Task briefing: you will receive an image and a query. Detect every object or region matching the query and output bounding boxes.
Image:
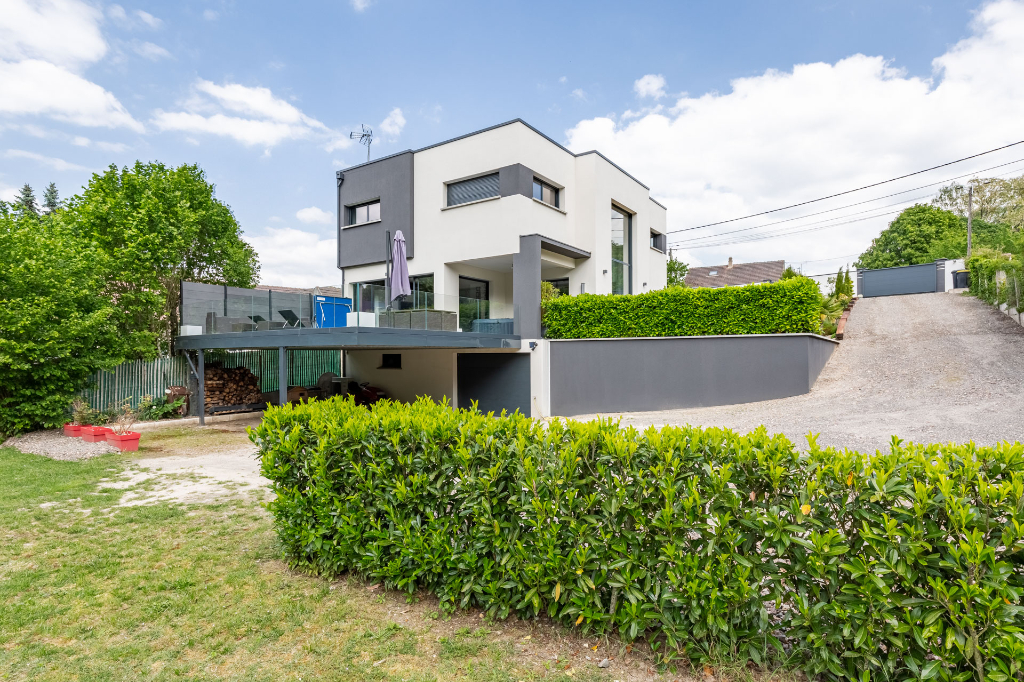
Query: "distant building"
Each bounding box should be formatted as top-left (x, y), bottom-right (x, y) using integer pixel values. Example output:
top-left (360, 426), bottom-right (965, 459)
top-left (684, 257), bottom-right (785, 288)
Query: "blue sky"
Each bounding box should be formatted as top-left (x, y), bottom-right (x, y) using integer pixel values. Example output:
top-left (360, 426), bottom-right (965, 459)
top-left (3, 0), bottom-right (1024, 285)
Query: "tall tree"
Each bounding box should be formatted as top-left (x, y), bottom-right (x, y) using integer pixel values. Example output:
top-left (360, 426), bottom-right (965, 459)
top-left (0, 204), bottom-right (122, 435)
top-left (856, 205), bottom-right (964, 269)
top-left (65, 162), bottom-right (260, 357)
top-left (42, 182), bottom-right (60, 213)
top-left (15, 184), bottom-right (38, 215)
top-left (666, 250), bottom-right (689, 287)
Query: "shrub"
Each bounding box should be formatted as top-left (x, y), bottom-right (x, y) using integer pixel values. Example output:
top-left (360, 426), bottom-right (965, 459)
top-left (968, 252), bottom-right (1023, 311)
top-left (541, 277), bottom-right (821, 339)
top-left (254, 397), bottom-right (1024, 681)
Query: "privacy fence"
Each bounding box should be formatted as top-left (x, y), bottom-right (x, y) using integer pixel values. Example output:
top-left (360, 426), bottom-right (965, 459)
top-left (79, 350), bottom-right (342, 410)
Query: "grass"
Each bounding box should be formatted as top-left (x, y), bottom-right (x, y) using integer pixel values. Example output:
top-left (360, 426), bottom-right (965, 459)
top-left (0, 446), bottom-right (615, 682)
top-left (134, 425), bottom-right (251, 456)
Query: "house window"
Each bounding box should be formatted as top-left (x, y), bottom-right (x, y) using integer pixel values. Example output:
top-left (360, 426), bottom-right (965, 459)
top-left (611, 206), bottom-right (632, 295)
top-left (545, 278), bottom-right (569, 296)
top-left (354, 279), bottom-right (386, 312)
top-left (532, 178), bottom-right (559, 208)
top-left (379, 353), bottom-right (402, 369)
top-left (447, 173), bottom-right (499, 207)
top-left (346, 200), bottom-right (380, 226)
top-left (650, 230), bottom-right (666, 252)
top-left (458, 276), bottom-right (489, 332)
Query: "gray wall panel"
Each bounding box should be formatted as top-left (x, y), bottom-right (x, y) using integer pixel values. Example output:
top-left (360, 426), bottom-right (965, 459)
top-left (549, 335), bottom-right (837, 416)
top-left (458, 353), bottom-right (531, 415)
top-left (337, 151), bottom-right (414, 268)
top-left (860, 262), bottom-right (938, 298)
top-left (499, 163), bottom-right (535, 199)
top-left (513, 235), bottom-right (543, 337)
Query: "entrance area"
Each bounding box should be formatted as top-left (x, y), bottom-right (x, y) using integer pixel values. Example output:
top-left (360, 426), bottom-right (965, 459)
top-left (457, 353), bottom-right (531, 415)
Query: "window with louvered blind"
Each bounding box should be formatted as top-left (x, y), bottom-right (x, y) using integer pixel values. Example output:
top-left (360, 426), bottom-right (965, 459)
top-left (446, 173), bottom-right (500, 207)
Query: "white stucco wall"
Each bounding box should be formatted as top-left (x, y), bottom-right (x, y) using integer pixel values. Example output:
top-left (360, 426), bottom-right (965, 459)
top-left (341, 120), bottom-right (669, 304)
top-left (344, 348), bottom-right (456, 404)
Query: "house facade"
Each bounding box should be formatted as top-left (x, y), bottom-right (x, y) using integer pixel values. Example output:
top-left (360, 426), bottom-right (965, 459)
top-left (335, 119), bottom-right (668, 337)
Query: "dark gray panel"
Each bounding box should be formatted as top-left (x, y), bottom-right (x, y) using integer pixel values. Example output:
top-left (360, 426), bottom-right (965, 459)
top-left (549, 335), bottom-right (837, 416)
top-left (860, 263), bottom-right (938, 298)
top-left (447, 173), bottom-right (499, 206)
top-left (337, 151), bottom-right (414, 268)
top-left (499, 164), bottom-right (535, 199)
top-left (935, 260), bottom-right (945, 292)
top-left (513, 235), bottom-right (542, 338)
top-left (457, 353), bottom-right (531, 415)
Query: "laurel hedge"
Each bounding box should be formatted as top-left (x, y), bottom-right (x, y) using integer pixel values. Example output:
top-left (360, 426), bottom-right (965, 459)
top-left (541, 276), bottom-right (821, 339)
top-left (254, 397), bottom-right (1024, 681)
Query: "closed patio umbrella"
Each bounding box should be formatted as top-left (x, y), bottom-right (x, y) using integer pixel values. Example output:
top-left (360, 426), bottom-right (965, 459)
top-left (390, 230), bottom-right (411, 301)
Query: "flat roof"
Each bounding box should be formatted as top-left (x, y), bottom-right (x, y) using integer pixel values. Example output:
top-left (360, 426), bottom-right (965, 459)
top-left (338, 119), bottom-right (659, 194)
top-left (174, 326), bottom-right (521, 351)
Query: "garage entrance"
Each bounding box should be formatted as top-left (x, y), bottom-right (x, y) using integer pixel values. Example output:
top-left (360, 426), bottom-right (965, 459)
top-left (858, 260), bottom-right (944, 298)
top-left (457, 353), bottom-right (531, 415)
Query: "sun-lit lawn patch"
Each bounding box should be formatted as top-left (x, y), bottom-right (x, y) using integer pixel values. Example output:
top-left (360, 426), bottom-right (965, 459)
top-left (0, 447), bottom-right (590, 681)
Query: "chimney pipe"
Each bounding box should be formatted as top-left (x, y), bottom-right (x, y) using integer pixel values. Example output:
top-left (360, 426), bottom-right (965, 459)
top-left (727, 257), bottom-right (733, 268)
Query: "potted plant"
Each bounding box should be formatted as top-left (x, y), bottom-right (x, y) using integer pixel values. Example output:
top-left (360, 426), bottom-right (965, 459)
top-left (64, 398), bottom-right (89, 437)
top-left (106, 402), bottom-right (141, 452)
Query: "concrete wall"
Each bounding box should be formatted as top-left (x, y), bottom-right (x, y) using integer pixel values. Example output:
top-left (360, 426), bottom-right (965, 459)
top-left (337, 151), bottom-right (414, 268)
top-left (547, 334), bottom-right (838, 416)
top-left (344, 348), bottom-right (455, 404)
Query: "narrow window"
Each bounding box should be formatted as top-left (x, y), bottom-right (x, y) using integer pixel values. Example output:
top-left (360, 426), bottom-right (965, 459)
top-left (447, 173), bottom-right (499, 206)
top-left (611, 206), bottom-right (632, 295)
top-left (347, 200), bottom-right (380, 226)
top-left (458, 276), bottom-right (490, 332)
top-left (650, 230), bottom-right (666, 252)
top-left (532, 178), bottom-right (559, 207)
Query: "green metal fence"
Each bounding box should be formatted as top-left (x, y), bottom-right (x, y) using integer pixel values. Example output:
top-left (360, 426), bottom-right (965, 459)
top-left (80, 350), bottom-right (343, 410)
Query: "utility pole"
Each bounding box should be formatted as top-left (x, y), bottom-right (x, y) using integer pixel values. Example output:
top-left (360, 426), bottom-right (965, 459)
top-left (966, 185), bottom-right (973, 259)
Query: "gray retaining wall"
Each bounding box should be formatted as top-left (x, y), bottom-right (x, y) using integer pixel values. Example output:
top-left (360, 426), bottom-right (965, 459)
top-left (548, 334), bottom-right (838, 416)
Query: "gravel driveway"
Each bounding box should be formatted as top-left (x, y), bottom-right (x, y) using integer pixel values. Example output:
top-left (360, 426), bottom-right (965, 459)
top-left (574, 292), bottom-right (1024, 452)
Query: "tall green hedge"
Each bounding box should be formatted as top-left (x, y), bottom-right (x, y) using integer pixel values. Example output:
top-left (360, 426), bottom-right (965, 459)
top-left (254, 397), bottom-right (1024, 681)
top-left (967, 253), bottom-right (1023, 311)
top-left (542, 277), bottom-right (821, 339)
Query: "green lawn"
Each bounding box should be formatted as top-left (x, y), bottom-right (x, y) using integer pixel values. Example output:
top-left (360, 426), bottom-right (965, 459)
top-left (0, 446), bottom-right (616, 682)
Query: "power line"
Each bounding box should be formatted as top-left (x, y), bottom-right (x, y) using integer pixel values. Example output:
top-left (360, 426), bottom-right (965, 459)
top-left (673, 139), bottom-right (1024, 234)
top-left (664, 156), bottom-right (1024, 237)
top-left (670, 162), bottom-right (1024, 250)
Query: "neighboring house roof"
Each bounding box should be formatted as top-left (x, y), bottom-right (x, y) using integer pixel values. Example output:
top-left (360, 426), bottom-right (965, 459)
top-left (684, 259), bottom-right (785, 288)
top-left (254, 284), bottom-right (346, 297)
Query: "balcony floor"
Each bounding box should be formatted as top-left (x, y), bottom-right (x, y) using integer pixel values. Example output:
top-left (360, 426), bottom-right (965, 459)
top-left (173, 325), bottom-right (520, 351)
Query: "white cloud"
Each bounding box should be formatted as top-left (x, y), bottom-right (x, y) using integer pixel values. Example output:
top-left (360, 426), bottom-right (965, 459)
top-left (1, 0), bottom-right (107, 68)
top-left (132, 41), bottom-right (171, 60)
top-left (152, 79), bottom-right (340, 148)
top-left (296, 206), bottom-right (333, 224)
top-left (559, 76), bottom-right (567, 84)
top-left (0, 0), bottom-right (141, 131)
top-left (0, 183), bottom-right (18, 202)
top-left (203, 9), bottom-right (219, 20)
top-left (565, 0), bottom-right (1024, 267)
top-left (634, 74), bottom-right (667, 99)
top-left (247, 227), bottom-right (339, 287)
top-left (70, 136), bottom-right (129, 153)
top-left (379, 107), bottom-right (406, 139)
top-left (135, 10), bottom-right (162, 28)
top-left (350, 0), bottom-right (372, 11)
top-left (570, 88), bottom-right (588, 101)
top-left (0, 59), bottom-right (143, 130)
top-left (5, 148), bottom-right (91, 171)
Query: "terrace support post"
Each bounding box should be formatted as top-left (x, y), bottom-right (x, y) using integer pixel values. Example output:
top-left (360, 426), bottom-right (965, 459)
top-left (513, 235), bottom-right (543, 338)
top-left (279, 346), bottom-right (288, 407)
top-left (197, 349), bottom-right (205, 426)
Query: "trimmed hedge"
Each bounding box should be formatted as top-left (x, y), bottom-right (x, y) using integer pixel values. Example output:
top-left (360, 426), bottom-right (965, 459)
top-left (542, 277), bottom-right (821, 339)
top-left (254, 397), bottom-right (1024, 680)
top-left (968, 254), bottom-right (1023, 311)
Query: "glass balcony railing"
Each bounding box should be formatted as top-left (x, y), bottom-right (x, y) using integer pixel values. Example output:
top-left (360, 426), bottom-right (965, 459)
top-left (179, 282), bottom-right (517, 336)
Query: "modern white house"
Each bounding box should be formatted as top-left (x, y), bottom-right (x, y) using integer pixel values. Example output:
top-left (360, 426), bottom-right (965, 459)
top-left (335, 119), bottom-right (668, 337)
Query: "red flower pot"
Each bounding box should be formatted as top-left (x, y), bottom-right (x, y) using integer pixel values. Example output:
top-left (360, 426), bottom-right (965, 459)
top-left (81, 426), bottom-right (113, 442)
top-left (106, 432), bottom-right (141, 452)
top-left (63, 423), bottom-right (83, 437)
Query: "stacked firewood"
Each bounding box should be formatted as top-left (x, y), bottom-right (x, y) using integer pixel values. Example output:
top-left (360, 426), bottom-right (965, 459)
top-left (203, 365), bottom-right (264, 409)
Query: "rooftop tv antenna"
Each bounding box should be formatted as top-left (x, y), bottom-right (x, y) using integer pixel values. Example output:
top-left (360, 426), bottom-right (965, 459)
top-left (350, 124), bottom-right (373, 162)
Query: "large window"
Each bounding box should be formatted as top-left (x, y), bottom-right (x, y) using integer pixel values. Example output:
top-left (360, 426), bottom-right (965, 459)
top-left (532, 178), bottom-right (559, 208)
top-left (458, 276), bottom-right (490, 332)
top-left (447, 173), bottom-right (499, 207)
top-left (346, 200), bottom-right (380, 226)
top-left (611, 206), bottom-right (632, 295)
top-left (650, 230), bottom-right (666, 252)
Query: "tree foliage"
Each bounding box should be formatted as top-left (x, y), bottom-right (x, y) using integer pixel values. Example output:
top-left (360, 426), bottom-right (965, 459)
top-left (0, 205), bottom-right (122, 436)
top-left (42, 182), bottom-right (60, 213)
top-left (666, 250), bottom-right (689, 287)
top-left (933, 175), bottom-right (1024, 230)
top-left (856, 205), bottom-right (965, 269)
top-left (65, 162), bottom-right (260, 357)
top-left (15, 183), bottom-right (38, 215)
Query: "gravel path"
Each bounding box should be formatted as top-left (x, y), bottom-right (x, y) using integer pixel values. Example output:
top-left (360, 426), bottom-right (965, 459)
top-left (574, 293), bottom-right (1024, 452)
top-left (2, 429), bottom-right (117, 460)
